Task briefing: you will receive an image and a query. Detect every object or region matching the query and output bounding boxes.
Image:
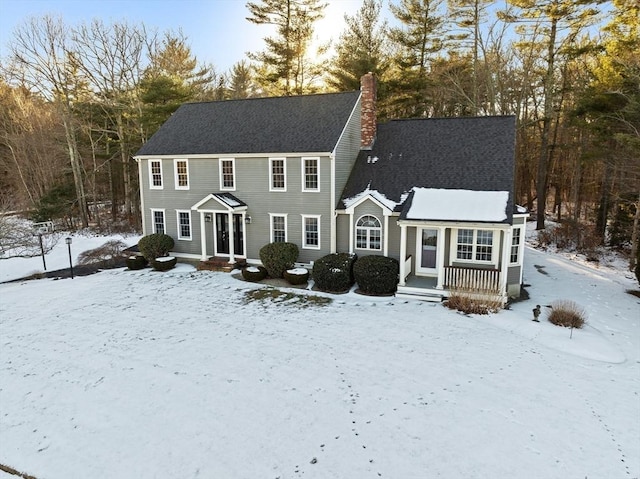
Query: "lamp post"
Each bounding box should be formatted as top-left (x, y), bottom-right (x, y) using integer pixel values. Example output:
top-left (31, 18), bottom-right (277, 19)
top-left (65, 237), bottom-right (74, 279)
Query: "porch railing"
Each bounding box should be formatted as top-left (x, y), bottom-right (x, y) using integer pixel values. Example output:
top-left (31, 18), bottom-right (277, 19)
top-left (403, 255), bottom-right (412, 281)
top-left (444, 266), bottom-right (500, 293)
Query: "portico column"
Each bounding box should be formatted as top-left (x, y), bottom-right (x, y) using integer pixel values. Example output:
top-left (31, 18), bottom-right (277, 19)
top-left (199, 211), bottom-right (207, 261)
top-left (436, 227), bottom-right (445, 289)
top-left (500, 228), bottom-right (511, 296)
top-left (399, 223), bottom-right (407, 286)
top-left (383, 215), bottom-right (389, 257)
top-left (227, 211), bottom-right (235, 264)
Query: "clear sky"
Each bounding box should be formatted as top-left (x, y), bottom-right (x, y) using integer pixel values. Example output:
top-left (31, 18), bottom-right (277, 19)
top-left (0, 0), bottom-right (364, 72)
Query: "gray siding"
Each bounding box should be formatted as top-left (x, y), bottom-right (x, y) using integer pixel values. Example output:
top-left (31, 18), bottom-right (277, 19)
top-left (513, 216), bottom-right (526, 225)
top-left (336, 214), bottom-right (350, 253)
top-left (507, 265), bottom-right (521, 285)
top-left (140, 155), bottom-right (336, 263)
top-left (386, 216), bottom-right (402, 260)
top-left (334, 96), bottom-right (362, 207)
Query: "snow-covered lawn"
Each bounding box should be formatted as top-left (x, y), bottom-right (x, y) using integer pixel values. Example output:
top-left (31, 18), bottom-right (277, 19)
top-left (0, 242), bottom-right (639, 478)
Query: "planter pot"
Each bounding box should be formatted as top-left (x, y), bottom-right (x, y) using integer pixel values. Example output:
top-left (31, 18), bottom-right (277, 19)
top-left (284, 267), bottom-right (309, 285)
top-left (242, 266), bottom-right (268, 282)
top-left (126, 255), bottom-right (148, 270)
top-left (152, 256), bottom-right (177, 271)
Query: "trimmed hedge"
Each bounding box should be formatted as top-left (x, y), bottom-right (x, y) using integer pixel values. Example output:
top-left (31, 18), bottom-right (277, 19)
top-left (284, 268), bottom-right (309, 285)
top-left (242, 266), bottom-right (268, 282)
top-left (151, 256), bottom-right (177, 271)
top-left (126, 255), bottom-right (148, 270)
top-left (138, 233), bottom-right (174, 261)
top-left (312, 253), bottom-right (357, 293)
top-left (259, 242), bottom-right (299, 278)
top-left (354, 255), bottom-right (399, 295)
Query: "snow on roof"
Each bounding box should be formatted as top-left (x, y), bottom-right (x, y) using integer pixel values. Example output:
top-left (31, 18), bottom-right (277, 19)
top-left (405, 188), bottom-right (509, 222)
top-left (342, 185), bottom-right (401, 211)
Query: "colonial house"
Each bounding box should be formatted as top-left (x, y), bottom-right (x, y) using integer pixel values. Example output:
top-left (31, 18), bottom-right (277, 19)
top-left (134, 74), bottom-right (527, 302)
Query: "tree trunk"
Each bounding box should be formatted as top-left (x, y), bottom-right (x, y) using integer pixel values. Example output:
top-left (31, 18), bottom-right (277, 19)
top-left (62, 116), bottom-right (89, 228)
top-left (630, 193), bottom-right (639, 272)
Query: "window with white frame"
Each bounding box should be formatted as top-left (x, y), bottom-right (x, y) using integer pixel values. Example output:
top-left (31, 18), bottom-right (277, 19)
top-left (302, 215), bottom-right (320, 249)
top-left (355, 215), bottom-right (381, 250)
top-left (177, 210), bottom-right (192, 240)
top-left (270, 214), bottom-right (287, 243)
top-left (270, 158), bottom-right (286, 191)
top-left (302, 157), bottom-right (319, 191)
top-left (149, 160), bottom-right (163, 189)
top-left (456, 228), bottom-right (494, 262)
top-left (151, 209), bottom-right (165, 234)
top-left (174, 159), bottom-right (189, 189)
top-left (510, 227), bottom-right (522, 264)
top-left (220, 158), bottom-right (235, 190)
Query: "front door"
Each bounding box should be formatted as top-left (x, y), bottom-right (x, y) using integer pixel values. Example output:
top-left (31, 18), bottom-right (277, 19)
top-left (416, 228), bottom-right (438, 275)
top-left (215, 213), bottom-right (245, 256)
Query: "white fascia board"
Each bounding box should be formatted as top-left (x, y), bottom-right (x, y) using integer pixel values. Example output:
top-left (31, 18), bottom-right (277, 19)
top-left (397, 219), bottom-right (512, 230)
top-left (344, 193), bottom-right (394, 215)
top-left (135, 152), bottom-right (333, 161)
top-left (191, 194), bottom-right (247, 211)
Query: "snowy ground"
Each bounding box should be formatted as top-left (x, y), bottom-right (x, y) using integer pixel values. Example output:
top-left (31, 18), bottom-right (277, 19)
top-left (0, 235), bottom-right (639, 478)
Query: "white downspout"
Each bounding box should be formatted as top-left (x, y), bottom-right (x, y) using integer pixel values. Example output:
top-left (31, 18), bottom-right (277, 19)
top-left (500, 228), bottom-right (511, 298)
top-left (199, 211), bottom-right (207, 261)
top-left (349, 212), bottom-right (354, 254)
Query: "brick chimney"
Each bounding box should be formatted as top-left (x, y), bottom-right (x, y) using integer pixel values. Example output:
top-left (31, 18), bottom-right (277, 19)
top-left (360, 72), bottom-right (377, 149)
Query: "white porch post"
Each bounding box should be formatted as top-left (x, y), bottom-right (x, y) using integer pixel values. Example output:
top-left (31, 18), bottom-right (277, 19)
top-left (227, 211), bottom-right (235, 264)
top-left (399, 223), bottom-right (407, 286)
top-left (242, 213), bottom-right (247, 258)
top-left (500, 228), bottom-right (511, 295)
top-left (436, 227), bottom-right (446, 289)
top-left (199, 211), bottom-right (207, 261)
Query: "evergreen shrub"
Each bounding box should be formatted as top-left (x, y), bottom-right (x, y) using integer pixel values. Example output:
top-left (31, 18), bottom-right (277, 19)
top-left (312, 253), bottom-right (357, 293)
top-left (284, 268), bottom-right (309, 285)
top-left (138, 233), bottom-right (174, 261)
top-left (353, 255), bottom-right (399, 295)
top-left (259, 242), bottom-right (299, 278)
top-left (126, 255), bottom-right (148, 270)
top-left (242, 266), bottom-right (268, 282)
top-left (151, 256), bottom-right (177, 271)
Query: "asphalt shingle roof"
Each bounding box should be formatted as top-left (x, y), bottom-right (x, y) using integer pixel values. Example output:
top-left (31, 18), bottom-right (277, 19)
top-left (135, 91), bottom-right (361, 156)
top-left (339, 116), bottom-right (517, 223)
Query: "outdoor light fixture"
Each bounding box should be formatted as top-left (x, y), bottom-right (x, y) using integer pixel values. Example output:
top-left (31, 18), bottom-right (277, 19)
top-left (245, 216), bottom-right (252, 224)
top-left (65, 237), bottom-right (74, 279)
top-left (204, 213), bottom-right (213, 223)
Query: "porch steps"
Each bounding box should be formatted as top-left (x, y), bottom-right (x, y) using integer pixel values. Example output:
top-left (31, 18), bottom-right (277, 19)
top-left (395, 291), bottom-right (445, 303)
top-left (197, 257), bottom-right (245, 273)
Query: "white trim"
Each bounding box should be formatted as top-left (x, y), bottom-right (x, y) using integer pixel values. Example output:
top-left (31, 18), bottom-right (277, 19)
top-left (399, 224), bottom-right (407, 286)
top-left (509, 225), bottom-right (524, 265)
top-left (451, 227), bottom-right (499, 267)
top-left (269, 157), bottom-right (287, 192)
top-left (344, 193), bottom-right (394, 215)
top-left (135, 151), bottom-right (332, 160)
top-left (199, 211), bottom-right (207, 260)
top-left (269, 213), bottom-right (288, 243)
top-left (330, 153), bottom-right (336, 254)
top-left (138, 160), bottom-right (147, 235)
top-left (354, 214), bottom-right (382, 251)
top-left (301, 156), bottom-right (320, 192)
top-left (191, 194), bottom-right (247, 212)
top-left (150, 208), bottom-right (166, 234)
top-left (415, 227), bottom-right (441, 276)
top-left (301, 214), bottom-right (321, 250)
top-left (219, 158), bottom-right (236, 191)
top-left (176, 209), bottom-right (192, 241)
top-left (173, 159), bottom-right (189, 190)
top-left (148, 159), bottom-right (163, 190)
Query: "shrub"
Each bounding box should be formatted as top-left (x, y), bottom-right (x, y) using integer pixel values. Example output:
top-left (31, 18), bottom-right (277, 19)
top-left (259, 242), bottom-right (299, 278)
top-left (138, 233), bottom-right (174, 261)
top-left (548, 300), bottom-right (586, 329)
top-left (353, 255), bottom-right (399, 295)
top-left (242, 265), bottom-right (268, 282)
top-left (126, 255), bottom-right (148, 270)
top-left (77, 240), bottom-right (128, 268)
top-left (312, 253), bottom-right (357, 293)
top-left (151, 256), bottom-right (177, 271)
top-left (284, 267), bottom-right (309, 285)
top-left (444, 289), bottom-right (503, 315)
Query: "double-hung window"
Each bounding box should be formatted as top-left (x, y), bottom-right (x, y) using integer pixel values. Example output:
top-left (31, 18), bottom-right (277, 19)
top-left (270, 158), bottom-right (286, 191)
top-left (270, 214), bottom-right (287, 243)
top-left (302, 157), bottom-right (319, 192)
top-left (151, 209), bottom-right (166, 234)
top-left (177, 210), bottom-right (192, 240)
top-left (302, 215), bottom-right (320, 249)
top-left (220, 158), bottom-right (235, 190)
top-left (149, 160), bottom-right (163, 189)
top-left (355, 215), bottom-right (381, 250)
top-left (456, 229), bottom-right (494, 262)
top-left (174, 159), bottom-right (189, 190)
top-left (510, 227), bottom-right (522, 264)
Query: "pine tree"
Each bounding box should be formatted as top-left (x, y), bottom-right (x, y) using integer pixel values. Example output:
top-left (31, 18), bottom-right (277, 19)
top-left (246, 0), bottom-right (326, 95)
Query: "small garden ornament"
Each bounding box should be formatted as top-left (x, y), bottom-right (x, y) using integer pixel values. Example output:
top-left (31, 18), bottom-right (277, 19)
top-left (532, 305), bottom-right (541, 322)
